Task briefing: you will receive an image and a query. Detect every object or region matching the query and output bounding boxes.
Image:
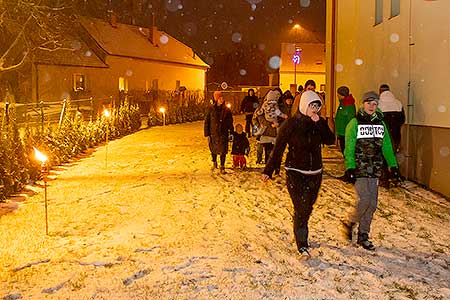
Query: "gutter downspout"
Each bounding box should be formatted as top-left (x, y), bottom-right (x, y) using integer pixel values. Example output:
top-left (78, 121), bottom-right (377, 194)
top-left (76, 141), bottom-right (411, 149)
top-left (406, 0), bottom-right (415, 180)
top-left (329, 0), bottom-right (337, 132)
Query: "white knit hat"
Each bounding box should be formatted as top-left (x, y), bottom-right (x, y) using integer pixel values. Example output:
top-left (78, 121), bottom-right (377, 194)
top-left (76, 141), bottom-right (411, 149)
top-left (299, 90), bottom-right (322, 115)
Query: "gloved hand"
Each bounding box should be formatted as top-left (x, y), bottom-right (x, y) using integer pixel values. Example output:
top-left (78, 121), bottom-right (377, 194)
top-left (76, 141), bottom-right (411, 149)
top-left (244, 147), bottom-right (250, 156)
top-left (345, 169), bottom-right (356, 184)
top-left (390, 167), bottom-right (402, 182)
top-left (228, 134), bottom-right (233, 142)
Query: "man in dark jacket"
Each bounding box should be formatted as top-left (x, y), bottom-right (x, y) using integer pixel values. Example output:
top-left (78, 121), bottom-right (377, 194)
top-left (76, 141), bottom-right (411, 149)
top-left (240, 89), bottom-right (259, 137)
top-left (204, 91), bottom-right (234, 174)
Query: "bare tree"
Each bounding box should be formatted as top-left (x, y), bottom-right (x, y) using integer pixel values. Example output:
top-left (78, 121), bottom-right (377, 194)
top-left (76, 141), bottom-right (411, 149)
top-left (0, 0), bottom-right (73, 73)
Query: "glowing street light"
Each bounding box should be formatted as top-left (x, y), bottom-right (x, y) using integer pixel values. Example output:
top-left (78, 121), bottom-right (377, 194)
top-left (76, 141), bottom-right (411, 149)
top-left (159, 107), bottom-right (166, 126)
top-left (226, 103), bottom-right (231, 109)
top-left (33, 147), bottom-right (49, 235)
top-left (103, 109), bottom-right (111, 168)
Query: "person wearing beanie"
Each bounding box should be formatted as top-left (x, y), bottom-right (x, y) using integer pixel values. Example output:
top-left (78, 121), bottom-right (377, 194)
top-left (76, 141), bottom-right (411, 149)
top-left (334, 86), bottom-right (356, 157)
top-left (204, 91), bottom-right (234, 174)
top-left (342, 91), bottom-right (400, 251)
top-left (262, 90), bottom-right (335, 257)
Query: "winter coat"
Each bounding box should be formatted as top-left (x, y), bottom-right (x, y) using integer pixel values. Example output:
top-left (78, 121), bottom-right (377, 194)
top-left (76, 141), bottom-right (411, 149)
top-left (240, 91), bottom-right (259, 114)
top-left (378, 91), bottom-right (405, 149)
top-left (263, 112), bottom-right (335, 177)
top-left (334, 94), bottom-right (356, 137)
top-left (204, 103), bottom-right (234, 155)
top-left (231, 132), bottom-right (250, 155)
top-left (344, 109), bottom-right (398, 178)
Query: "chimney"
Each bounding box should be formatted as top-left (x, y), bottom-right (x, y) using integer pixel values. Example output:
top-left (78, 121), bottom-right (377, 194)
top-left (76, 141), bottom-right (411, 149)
top-left (148, 14), bottom-right (158, 45)
top-left (110, 13), bottom-right (118, 28)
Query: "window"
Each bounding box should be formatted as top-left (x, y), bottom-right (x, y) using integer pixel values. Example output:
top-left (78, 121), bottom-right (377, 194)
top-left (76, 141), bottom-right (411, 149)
top-left (73, 74), bottom-right (86, 91)
top-left (375, 0), bottom-right (383, 25)
top-left (119, 77), bottom-right (128, 92)
top-left (391, 0), bottom-right (400, 18)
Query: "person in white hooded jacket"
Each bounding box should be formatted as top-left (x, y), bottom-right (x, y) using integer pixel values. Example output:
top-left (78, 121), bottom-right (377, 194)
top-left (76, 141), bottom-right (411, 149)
top-left (262, 90), bottom-right (335, 257)
top-left (378, 84), bottom-right (405, 152)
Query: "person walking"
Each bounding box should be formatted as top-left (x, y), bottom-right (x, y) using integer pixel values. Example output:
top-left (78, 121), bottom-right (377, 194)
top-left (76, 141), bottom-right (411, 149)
top-left (378, 84), bottom-right (405, 153)
top-left (262, 90), bottom-right (335, 257)
top-left (240, 89), bottom-right (259, 138)
top-left (342, 91), bottom-right (401, 250)
top-left (204, 91), bottom-right (234, 174)
top-left (334, 86), bottom-right (356, 155)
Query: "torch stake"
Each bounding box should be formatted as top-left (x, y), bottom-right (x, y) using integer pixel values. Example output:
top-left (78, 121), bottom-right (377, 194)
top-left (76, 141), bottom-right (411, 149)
top-left (43, 164), bottom-right (48, 235)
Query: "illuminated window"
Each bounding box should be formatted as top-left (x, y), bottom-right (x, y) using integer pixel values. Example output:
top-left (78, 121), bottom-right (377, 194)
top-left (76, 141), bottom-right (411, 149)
top-left (375, 0), bottom-right (383, 25)
top-left (391, 0), bottom-right (400, 17)
top-left (119, 77), bottom-right (128, 92)
top-left (73, 74), bottom-right (86, 91)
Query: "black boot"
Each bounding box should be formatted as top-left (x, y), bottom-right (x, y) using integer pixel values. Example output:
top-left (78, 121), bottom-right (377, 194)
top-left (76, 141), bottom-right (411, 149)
top-left (357, 232), bottom-right (375, 251)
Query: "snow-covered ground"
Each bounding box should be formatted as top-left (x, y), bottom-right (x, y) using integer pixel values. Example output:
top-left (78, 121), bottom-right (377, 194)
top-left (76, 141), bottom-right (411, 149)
top-left (1, 116), bottom-right (449, 300)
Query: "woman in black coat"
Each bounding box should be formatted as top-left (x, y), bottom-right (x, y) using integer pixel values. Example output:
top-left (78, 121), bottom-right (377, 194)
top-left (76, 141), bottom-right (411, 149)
top-left (262, 90), bottom-right (335, 257)
top-left (204, 91), bottom-right (234, 173)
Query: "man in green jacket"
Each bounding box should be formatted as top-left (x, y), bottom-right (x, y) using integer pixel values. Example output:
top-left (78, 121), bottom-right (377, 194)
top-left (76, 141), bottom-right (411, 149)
top-left (342, 91), bottom-right (400, 251)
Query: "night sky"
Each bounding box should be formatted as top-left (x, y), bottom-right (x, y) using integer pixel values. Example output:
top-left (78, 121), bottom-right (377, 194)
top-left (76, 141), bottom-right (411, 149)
top-left (154, 0), bottom-right (326, 60)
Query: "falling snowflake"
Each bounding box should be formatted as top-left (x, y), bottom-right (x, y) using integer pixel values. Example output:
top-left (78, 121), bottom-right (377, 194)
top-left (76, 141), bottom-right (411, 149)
top-left (440, 147), bottom-right (450, 157)
top-left (390, 33), bottom-right (400, 43)
top-left (355, 58), bottom-right (364, 66)
top-left (126, 70), bottom-right (133, 77)
top-left (232, 32), bottom-right (242, 43)
top-left (240, 69), bottom-right (247, 76)
top-left (269, 56), bottom-right (281, 69)
top-left (438, 105), bottom-right (447, 113)
top-left (300, 0), bottom-right (311, 8)
top-left (84, 50), bottom-right (92, 57)
top-left (160, 35), bottom-right (169, 44)
top-left (335, 64), bottom-right (344, 72)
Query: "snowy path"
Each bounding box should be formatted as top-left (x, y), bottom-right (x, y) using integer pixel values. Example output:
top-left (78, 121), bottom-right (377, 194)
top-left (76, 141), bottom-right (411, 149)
top-left (1, 118), bottom-right (449, 300)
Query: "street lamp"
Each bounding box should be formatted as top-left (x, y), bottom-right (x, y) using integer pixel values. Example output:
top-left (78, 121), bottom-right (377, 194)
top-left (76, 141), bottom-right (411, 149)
top-left (226, 103), bottom-right (231, 109)
top-left (103, 109), bottom-right (111, 168)
top-left (33, 147), bottom-right (49, 235)
top-left (159, 107), bottom-right (166, 126)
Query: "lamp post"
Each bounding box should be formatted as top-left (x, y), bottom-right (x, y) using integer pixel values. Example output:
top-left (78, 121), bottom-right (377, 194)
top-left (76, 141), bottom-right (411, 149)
top-left (292, 47), bottom-right (301, 89)
top-left (103, 109), bottom-right (111, 168)
top-left (33, 147), bottom-right (49, 235)
top-left (159, 107), bottom-right (166, 126)
top-left (292, 24), bottom-right (302, 89)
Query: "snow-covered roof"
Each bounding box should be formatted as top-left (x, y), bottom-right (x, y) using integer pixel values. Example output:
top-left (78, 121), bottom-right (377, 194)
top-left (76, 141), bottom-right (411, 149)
top-left (79, 17), bottom-right (209, 69)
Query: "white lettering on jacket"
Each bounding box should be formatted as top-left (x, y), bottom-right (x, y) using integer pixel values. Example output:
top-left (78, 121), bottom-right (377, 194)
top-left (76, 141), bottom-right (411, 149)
top-left (357, 124), bottom-right (384, 139)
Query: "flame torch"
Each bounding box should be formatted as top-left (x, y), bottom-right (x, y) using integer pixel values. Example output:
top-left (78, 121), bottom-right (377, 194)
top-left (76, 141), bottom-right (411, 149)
top-left (159, 107), bottom-right (166, 126)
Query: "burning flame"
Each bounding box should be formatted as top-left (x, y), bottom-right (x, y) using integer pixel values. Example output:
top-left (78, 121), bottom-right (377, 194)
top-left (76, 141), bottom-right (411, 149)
top-left (159, 107), bottom-right (166, 113)
top-left (103, 109), bottom-right (111, 118)
top-left (33, 147), bottom-right (48, 164)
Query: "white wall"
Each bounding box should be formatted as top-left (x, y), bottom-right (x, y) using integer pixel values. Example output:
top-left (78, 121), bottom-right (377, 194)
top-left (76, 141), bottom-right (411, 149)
top-left (330, 0), bottom-right (450, 128)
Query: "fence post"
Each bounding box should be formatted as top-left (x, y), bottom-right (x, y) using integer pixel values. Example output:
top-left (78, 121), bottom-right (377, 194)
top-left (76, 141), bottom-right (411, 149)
top-left (39, 101), bottom-right (44, 133)
top-left (58, 98), bottom-right (67, 128)
top-left (90, 97), bottom-right (94, 122)
top-left (4, 102), bottom-right (9, 125)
